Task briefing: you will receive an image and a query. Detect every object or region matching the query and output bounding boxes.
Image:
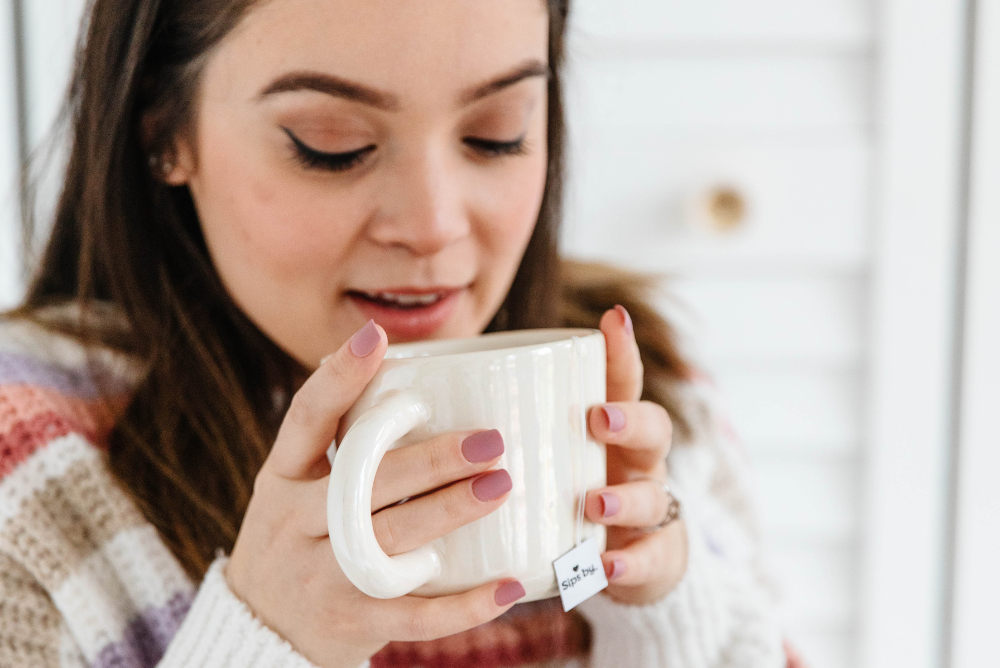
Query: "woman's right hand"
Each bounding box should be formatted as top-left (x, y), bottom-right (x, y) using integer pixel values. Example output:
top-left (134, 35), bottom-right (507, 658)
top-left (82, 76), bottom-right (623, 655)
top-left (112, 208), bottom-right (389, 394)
top-left (226, 320), bottom-right (524, 668)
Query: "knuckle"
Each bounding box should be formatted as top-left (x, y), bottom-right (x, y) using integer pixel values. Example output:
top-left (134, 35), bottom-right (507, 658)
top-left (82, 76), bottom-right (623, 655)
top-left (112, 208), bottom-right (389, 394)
top-left (319, 352), bottom-right (352, 385)
top-left (406, 610), bottom-right (435, 642)
top-left (464, 597), bottom-right (491, 629)
top-left (443, 488), bottom-right (468, 523)
top-left (629, 547), bottom-right (654, 582)
top-left (642, 400), bottom-right (674, 447)
top-left (286, 390), bottom-right (319, 429)
top-left (628, 364), bottom-right (644, 389)
top-left (653, 490), bottom-right (670, 524)
top-left (428, 438), bottom-right (451, 481)
top-left (372, 510), bottom-right (400, 554)
top-left (660, 409), bottom-right (674, 443)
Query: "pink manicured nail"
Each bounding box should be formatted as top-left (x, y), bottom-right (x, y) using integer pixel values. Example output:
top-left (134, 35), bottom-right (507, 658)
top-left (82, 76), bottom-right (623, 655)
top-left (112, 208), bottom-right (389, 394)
top-left (605, 559), bottom-right (625, 581)
top-left (495, 580), bottom-right (526, 606)
top-left (601, 405), bottom-right (626, 433)
top-left (349, 320), bottom-right (380, 357)
top-left (600, 492), bottom-right (621, 518)
top-left (462, 430), bottom-right (504, 463)
top-left (614, 305), bottom-right (633, 337)
top-left (472, 469), bottom-right (512, 502)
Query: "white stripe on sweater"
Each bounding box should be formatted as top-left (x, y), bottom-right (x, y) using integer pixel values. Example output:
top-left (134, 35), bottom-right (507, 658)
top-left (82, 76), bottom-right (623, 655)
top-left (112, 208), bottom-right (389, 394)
top-left (58, 621), bottom-right (88, 668)
top-left (52, 524), bottom-right (195, 662)
top-left (0, 316), bottom-right (143, 385)
top-left (0, 433), bottom-right (98, 532)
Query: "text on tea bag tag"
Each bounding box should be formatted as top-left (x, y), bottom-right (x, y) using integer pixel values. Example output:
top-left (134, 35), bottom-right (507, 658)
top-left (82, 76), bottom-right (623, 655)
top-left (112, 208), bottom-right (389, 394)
top-left (552, 336), bottom-right (608, 612)
top-left (553, 538), bottom-right (608, 611)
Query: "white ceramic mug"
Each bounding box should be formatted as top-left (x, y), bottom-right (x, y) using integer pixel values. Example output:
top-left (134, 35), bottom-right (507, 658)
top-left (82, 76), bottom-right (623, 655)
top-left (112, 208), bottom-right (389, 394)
top-left (327, 328), bottom-right (607, 601)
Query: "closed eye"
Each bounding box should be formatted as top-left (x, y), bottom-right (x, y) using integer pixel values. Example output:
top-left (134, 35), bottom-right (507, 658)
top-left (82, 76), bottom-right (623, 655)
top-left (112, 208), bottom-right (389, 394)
top-left (283, 128), bottom-right (376, 172)
top-left (463, 136), bottom-right (528, 158)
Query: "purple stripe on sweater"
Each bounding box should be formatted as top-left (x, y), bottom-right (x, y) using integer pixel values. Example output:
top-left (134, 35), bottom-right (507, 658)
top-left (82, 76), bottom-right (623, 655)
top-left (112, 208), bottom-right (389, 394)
top-left (0, 350), bottom-right (131, 399)
top-left (92, 591), bottom-right (193, 668)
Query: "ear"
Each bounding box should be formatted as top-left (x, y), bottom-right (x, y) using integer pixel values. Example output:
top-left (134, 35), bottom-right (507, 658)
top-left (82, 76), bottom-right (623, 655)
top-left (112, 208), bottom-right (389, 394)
top-left (141, 109), bottom-right (196, 185)
top-left (158, 138), bottom-right (196, 186)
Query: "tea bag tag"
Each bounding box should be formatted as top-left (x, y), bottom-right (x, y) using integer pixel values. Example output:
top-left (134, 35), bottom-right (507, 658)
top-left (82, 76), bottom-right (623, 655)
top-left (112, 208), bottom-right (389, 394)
top-left (552, 537), bottom-right (608, 612)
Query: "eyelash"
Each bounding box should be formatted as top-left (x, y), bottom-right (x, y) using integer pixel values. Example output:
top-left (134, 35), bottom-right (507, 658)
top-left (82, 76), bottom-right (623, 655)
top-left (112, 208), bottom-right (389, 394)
top-left (463, 136), bottom-right (528, 158)
top-left (284, 128), bottom-right (375, 172)
top-left (283, 128), bottom-right (528, 173)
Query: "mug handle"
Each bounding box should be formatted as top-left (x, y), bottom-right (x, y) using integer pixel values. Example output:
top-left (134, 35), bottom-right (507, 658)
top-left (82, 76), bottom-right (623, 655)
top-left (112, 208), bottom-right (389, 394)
top-left (327, 389), bottom-right (443, 598)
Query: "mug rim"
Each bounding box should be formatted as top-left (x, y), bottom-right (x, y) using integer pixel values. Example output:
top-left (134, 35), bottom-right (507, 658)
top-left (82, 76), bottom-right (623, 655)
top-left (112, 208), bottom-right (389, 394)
top-left (383, 328), bottom-right (603, 361)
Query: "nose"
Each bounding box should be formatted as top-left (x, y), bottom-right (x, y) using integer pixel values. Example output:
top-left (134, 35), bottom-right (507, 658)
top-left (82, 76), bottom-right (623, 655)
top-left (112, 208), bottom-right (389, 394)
top-left (367, 144), bottom-right (471, 257)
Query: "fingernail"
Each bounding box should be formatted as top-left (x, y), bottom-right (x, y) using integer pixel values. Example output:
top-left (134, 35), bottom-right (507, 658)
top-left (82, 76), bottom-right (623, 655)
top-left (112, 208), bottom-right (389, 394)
top-left (462, 430), bottom-right (504, 463)
top-left (601, 405), bottom-right (626, 433)
top-left (349, 320), bottom-right (380, 357)
top-left (604, 558), bottom-right (625, 581)
top-left (614, 304), bottom-right (633, 337)
top-left (600, 492), bottom-right (621, 518)
top-left (494, 580), bottom-right (526, 606)
top-left (472, 469), bottom-right (512, 502)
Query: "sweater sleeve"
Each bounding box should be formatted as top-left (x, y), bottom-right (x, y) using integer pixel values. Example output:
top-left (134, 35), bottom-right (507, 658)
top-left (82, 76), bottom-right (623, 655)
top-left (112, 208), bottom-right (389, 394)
top-left (576, 379), bottom-right (786, 668)
top-left (577, 513), bottom-right (784, 668)
top-left (158, 556), bottom-right (370, 668)
top-left (0, 551), bottom-right (72, 668)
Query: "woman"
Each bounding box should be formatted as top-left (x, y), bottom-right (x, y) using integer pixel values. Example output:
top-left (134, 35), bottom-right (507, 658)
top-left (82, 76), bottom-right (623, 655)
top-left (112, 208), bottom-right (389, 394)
top-left (0, 0), bottom-right (788, 666)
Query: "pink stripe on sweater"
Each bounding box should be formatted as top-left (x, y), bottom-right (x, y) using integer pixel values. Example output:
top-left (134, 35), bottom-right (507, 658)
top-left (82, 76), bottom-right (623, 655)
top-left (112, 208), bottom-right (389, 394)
top-left (0, 384), bottom-right (107, 438)
top-left (0, 410), bottom-right (94, 481)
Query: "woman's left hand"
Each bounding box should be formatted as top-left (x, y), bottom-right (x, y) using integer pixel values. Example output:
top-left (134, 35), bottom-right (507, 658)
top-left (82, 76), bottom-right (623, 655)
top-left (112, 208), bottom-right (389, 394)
top-left (585, 306), bottom-right (688, 606)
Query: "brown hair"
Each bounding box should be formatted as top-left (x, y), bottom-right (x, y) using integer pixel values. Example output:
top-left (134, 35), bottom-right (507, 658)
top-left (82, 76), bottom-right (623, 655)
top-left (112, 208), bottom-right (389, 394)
top-left (9, 0), bottom-right (690, 579)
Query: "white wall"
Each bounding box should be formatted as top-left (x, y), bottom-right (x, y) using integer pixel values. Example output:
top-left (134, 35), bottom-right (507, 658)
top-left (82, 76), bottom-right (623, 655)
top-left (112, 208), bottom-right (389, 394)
top-left (0, 0), bottom-right (23, 309)
top-left (562, 3), bottom-right (874, 666)
top-left (948, 0), bottom-right (1000, 664)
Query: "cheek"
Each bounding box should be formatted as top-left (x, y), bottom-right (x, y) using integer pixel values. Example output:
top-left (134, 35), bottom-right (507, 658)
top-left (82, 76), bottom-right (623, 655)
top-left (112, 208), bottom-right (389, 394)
top-left (479, 153), bottom-right (548, 254)
top-left (193, 128), bottom-right (364, 286)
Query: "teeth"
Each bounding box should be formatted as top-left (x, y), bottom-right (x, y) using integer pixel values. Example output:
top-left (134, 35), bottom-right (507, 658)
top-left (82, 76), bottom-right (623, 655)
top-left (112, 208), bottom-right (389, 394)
top-left (361, 291), bottom-right (444, 306)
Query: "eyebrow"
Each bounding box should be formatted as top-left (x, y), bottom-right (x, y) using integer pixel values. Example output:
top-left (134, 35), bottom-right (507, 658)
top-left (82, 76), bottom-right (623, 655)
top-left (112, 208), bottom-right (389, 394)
top-left (459, 60), bottom-right (549, 105)
top-left (260, 73), bottom-right (400, 110)
top-left (258, 59), bottom-right (549, 110)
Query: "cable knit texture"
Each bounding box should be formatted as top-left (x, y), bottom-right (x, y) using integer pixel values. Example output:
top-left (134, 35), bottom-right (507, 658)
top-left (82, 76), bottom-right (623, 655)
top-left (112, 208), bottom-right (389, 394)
top-left (0, 311), bottom-right (786, 668)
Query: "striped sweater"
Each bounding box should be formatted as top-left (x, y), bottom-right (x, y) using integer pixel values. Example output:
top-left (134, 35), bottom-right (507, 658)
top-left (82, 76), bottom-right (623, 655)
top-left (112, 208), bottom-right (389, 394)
top-left (0, 312), bottom-right (786, 668)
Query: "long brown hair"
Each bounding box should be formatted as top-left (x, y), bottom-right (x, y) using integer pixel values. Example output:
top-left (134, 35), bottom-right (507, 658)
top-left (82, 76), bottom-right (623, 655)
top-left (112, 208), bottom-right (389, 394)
top-left (9, 0), bottom-right (690, 579)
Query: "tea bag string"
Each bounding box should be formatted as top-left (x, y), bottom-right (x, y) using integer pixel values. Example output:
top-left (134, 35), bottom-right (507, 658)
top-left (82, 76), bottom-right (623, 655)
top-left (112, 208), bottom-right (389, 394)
top-left (571, 336), bottom-right (587, 548)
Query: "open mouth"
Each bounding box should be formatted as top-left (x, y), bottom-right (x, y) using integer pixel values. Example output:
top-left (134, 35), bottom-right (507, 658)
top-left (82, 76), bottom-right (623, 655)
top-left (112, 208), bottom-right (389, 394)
top-left (346, 290), bottom-right (449, 310)
top-left (345, 286), bottom-right (464, 339)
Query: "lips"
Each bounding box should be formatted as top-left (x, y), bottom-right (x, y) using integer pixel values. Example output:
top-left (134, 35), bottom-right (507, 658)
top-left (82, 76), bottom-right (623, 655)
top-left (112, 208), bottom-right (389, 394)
top-left (346, 286), bottom-right (463, 340)
top-left (354, 289), bottom-right (448, 308)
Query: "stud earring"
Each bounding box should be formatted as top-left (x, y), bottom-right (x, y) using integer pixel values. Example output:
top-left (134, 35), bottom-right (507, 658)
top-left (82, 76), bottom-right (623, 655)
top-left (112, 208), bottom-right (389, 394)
top-left (148, 153), bottom-right (174, 176)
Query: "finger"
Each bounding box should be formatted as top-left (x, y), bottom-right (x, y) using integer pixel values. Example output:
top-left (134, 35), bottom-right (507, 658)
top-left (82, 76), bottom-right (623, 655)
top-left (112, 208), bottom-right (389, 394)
top-left (583, 481), bottom-right (673, 527)
top-left (372, 429), bottom-right (504, 511)
top-left (297, 476), bottom-right (332, 538)
top-left (589, 401), bottom-right (672, 470)
top-left (266, 320), bottom-right (387, 481)
top-left (600, 306), bottom-right (643, 403)
top-left (601, 519), bottom-right (687, 597)
top-left (380, 578), bottom-right (526, 642)
top-left (372, 469), bottom-right (512, 555)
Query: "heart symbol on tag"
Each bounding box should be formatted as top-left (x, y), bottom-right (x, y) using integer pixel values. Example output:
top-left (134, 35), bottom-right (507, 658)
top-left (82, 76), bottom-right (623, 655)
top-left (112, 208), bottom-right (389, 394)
top-left (573, 565), bottom-right (579, 571)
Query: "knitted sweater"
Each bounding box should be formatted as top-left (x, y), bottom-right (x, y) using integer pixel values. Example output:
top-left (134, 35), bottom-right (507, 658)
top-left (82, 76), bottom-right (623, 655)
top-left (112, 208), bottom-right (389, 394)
top-left (0, 313), bottom-right (786, 668)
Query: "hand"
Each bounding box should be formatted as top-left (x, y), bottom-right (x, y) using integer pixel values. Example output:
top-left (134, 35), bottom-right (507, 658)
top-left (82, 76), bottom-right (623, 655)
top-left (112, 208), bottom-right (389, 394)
top-left (584, 306), bottom-right (688, 606)
top-left (226, 320), bottom-right (526, 668)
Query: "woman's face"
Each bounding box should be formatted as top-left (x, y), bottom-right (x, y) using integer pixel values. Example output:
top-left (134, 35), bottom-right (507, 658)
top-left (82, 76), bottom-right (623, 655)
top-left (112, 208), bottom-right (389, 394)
top-left (168, 0), bottom-right (550, 365)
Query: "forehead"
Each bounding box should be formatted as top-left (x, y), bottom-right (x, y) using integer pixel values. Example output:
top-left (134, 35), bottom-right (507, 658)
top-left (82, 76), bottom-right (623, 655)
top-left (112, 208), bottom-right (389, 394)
top-left (209, 0), bottom-right (550, 103)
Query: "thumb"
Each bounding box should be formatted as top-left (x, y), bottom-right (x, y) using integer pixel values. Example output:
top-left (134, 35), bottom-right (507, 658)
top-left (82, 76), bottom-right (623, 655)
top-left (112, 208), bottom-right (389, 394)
top-left (265, 319), bottom-right (387, 480)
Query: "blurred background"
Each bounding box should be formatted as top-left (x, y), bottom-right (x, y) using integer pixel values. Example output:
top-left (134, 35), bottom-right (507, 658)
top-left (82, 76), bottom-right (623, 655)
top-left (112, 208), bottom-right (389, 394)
top-left (1, 2), bottom-right (997, 667)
